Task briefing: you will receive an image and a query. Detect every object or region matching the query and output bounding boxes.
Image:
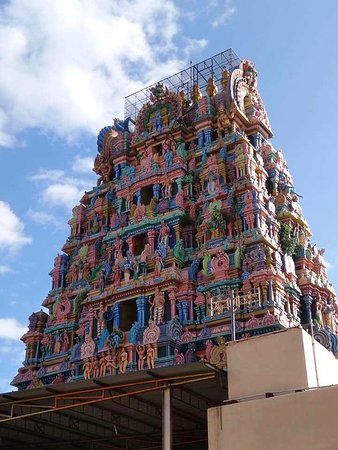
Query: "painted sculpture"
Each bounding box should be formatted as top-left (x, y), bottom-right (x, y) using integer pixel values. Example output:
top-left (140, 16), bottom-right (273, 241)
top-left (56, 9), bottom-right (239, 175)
top-left (12, 49), bottom-right (338, 390)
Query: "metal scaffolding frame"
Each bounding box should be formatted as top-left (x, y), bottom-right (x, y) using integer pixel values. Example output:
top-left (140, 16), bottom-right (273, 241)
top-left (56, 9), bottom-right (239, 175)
top-left (0, 362), bottom-right (227, 450)
top-left (124, 48), bottom-right (241, 121)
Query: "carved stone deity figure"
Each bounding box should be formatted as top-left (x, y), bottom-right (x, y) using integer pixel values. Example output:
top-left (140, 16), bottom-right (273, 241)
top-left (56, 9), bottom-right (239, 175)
top-left (144, 147), bottom-right (153, 172)
top-left (83, 358), bottom-right (92, 380)
top-left (110, 208), bottom-right (119, 228)
top-left (99, 351), bottom-right (108, 377)
top-left (136, 344), bottom-right (146, 370)
top-left (69, 261), bottom-right (79, 284)
top-left (119, 348), bottom-right (128, 373)
top-left (106, 350), bottom-right (118, 375)
top-left (95, 304), bottom-right (107, 337)
top-left (140, 242), bottom-right (151, 264)
top-left (211, 250), bottom-right (230, 280)
top-left (93, 154), bottom-right (114, 186)
top-left (92, 356), bottom-right (100, 378)
top-left (175, 190), bottom-right (185, 209)
top-left (324, 300), bottom-right (334, 329)
top-left (163, 146), bottom-right (174, 167)
top-left (154, 250), bottom-right (164, 278)
top-left (159, 221), bottom-right (170, 248)
top-left (53, 331), bottom-right (61, 354)
top-left (61, 331), bottom-right (70, 353)
top-left (162, 178), bottom-right (172, 199)
top-left (149, 287), bottom-right (165, 325)
top-left (113, 263), bottom-right (122, 286)
top-left (113, 235), bottom-right (123, 260)
top-left (146, 344), bottom-right (155, 369)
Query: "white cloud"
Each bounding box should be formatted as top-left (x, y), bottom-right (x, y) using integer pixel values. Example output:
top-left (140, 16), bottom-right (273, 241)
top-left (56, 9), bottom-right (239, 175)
top-left (182, 38), bottom-right (208, 59)
top-left (211, 0), bottom-right (236, 27)
top-left (42, 184), bottom-right (84, 209)
top-left (0, 265), bottom-right (12, 275)
top-left (0, 201), bottom-right (32, 252)
top-left (27, 209), bottom-right (55, 225)
top-left (27, 209), bottom-right (64, 229)
top-left (0, 319), bottom-right (27, 340)
top-left (29, 169), bottom-right (65, 182)
top-left (30, 167), bottom-right (94, 210)
top-left (72, 155), bottom-right (94, 173)
top-left (0, 0), bottom-right (209, 148)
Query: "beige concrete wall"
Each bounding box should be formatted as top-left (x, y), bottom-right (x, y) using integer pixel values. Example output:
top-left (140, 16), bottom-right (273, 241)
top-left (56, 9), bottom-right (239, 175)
top-left (208, 385), bottom-right (338, 450)
top-left (227, 327), bottom-right (338, 400)
top-left (302, 329), bottom-right (338, 387)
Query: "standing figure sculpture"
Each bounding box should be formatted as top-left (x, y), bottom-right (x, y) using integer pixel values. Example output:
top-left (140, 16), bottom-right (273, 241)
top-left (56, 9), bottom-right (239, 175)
top-left (149, 287), bottom-right (165, 325)
top-left (83, 358), bottom-right (92, 380)
top-left (162, 178), bottom-right (172, 199)
top-left (136, 344), bottom-right (146, 370)
top-left (153, 251), bottom-right (163, 278)
top-left (146, 344), bottom-right (155, 369)
top-left (106, 350), bottom-right (118, 375)
top-left (95, 304), bottom-right (107, 337)
top-left (159, 221), bottom-right (170, 248)
top-left (119, 348), bottom-right (128, 373)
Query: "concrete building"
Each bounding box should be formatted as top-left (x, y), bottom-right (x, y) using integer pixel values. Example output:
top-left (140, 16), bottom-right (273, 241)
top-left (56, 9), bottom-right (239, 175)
top-left (208, 327), bottom-right (338, 450)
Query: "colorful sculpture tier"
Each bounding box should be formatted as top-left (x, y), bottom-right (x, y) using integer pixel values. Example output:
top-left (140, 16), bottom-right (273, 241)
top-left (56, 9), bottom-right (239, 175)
top-left (12, 50), bottom-right (338, 390)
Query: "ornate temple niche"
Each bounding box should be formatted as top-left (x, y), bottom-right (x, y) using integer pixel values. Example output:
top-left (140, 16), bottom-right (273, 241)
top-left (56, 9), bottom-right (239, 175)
top-left (153, 142), bottom-right (163, 157)
top-left (266, 176), bottom-right (275, 196)
top-left (120, 299), bottom-right (138, 332)
top-left (171, 180), bottom-right (178, 198)
top-left (134, 233), bottom-right (148, 256)
top-left (163, 292), bottom-right (171, 323)
top-left (141, 185), bottom-right (154, 205)
top-left (244, 94), bottom-right (253, 119)
top-left (181, 225), bottom-right (196, 249)
top-left (91, 316), bottom-right (98, 339)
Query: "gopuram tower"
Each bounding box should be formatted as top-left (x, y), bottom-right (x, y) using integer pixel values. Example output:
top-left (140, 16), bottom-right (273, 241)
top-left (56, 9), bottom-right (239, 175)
top-left (12, 49), bottom-right (337, 390)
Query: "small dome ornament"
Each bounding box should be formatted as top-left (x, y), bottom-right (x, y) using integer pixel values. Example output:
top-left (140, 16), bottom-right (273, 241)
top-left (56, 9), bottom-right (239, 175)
top-left (206, 77), bottom-right (218, 97)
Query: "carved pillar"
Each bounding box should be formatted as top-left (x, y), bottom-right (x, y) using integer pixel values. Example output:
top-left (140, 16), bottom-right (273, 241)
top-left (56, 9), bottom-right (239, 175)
top-left (112, 303), bottom-right (121, 329)
top-left (60, 264), bottom-right (68, 289)
top-left (135, 189), bottom-right (141, 206)
top-left (303, 294), bottom-right (313, 326)
top-left (189, 298), bottom-right (194, 320)
top-left (136, 296), bottom-right (147, 327)
top-left (176, 302), bottom-right (183, 323)
top-left (181, 301), bottom-right (189, 323)
top-left (115, 164), bottom-right (121, 180)
top-left (76, 204), bottom-right (85, 235)
top-left (120, 162), bottom-right (127, 178)
top-left (127, 237), bottom-right (134, 256)
top-left (176, 177), bottom-right (183, 192)
top-left (204, 128), bottom-right (211, 146)
top-left (153, 184), bottom-right (160, 200)
top-left (173, 224), bottom-right (181, 243)
top-left (52, 269), bottom-right (59, 290)
top-left (268, 280), bottom-right (274, 304)
top-left (194, 293), bottom-right (206, 323)
top-left (147, 230), bottom-right (156, 254)
top-left (202, 147), bottom-right (207, 164)
top-left (168, 289), bottom-right (177, 319)
top-left (197, 130), bottom-right (204, 148)
top-left (126, 344), bottom-right (134, 363)
top-left (285, 294), bottom-right (291, 316)
top-left (88, 243), bottom-right (98, 268)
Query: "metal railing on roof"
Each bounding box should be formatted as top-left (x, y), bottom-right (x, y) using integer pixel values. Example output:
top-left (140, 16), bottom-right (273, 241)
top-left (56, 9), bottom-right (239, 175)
top-left (124, 48), bottom-right (241, 120)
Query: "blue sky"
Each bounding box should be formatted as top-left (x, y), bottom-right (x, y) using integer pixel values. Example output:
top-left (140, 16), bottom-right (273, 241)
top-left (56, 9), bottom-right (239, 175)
top-left (0, 0), bottom-right (337, 391)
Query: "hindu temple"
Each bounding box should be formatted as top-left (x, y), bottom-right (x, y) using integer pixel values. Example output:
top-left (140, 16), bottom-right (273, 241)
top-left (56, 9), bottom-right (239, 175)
top-left (12, 48), bottom-right (338, 391)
